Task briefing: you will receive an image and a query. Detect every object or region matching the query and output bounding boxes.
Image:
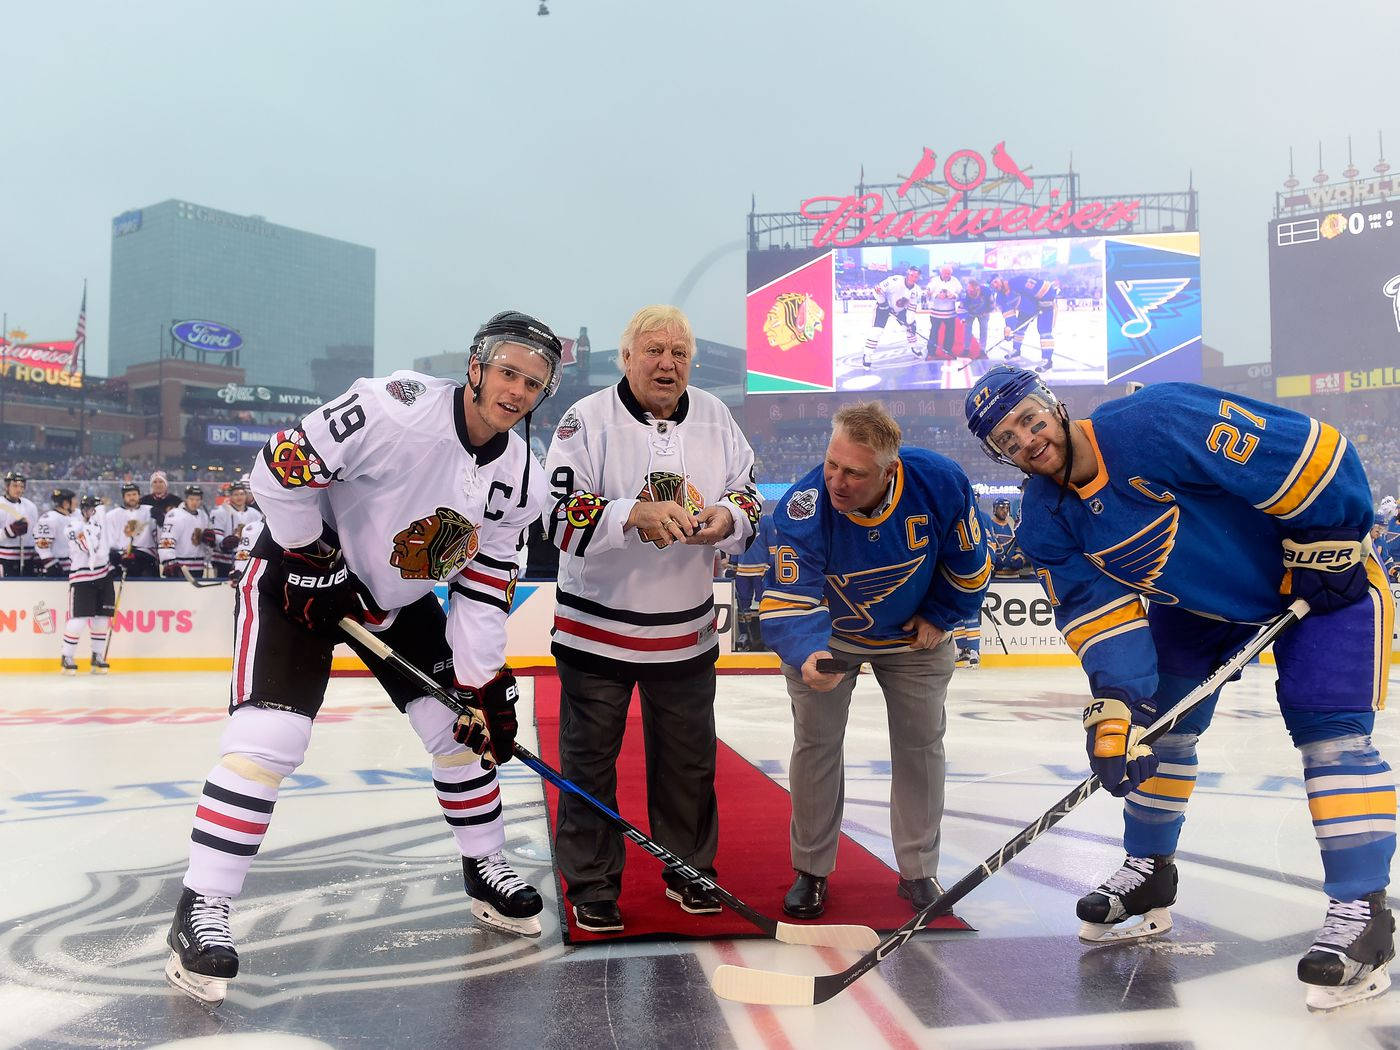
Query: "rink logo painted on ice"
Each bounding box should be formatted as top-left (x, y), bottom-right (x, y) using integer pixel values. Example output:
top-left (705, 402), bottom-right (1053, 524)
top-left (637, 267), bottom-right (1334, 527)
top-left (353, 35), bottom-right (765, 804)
top-left (0, 817), bottom-right (562, 1009)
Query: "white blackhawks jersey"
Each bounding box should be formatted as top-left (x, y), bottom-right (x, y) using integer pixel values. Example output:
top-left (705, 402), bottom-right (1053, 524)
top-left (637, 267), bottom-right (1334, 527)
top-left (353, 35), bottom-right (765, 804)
top-left (66, 514), bottom-right (112, 583)
top-left (230, 517), bottom-right (265, 579)
top-left (209, 504), bottom-right (264, 565)
top-left (924, 275), bottom-right (962, 316)
top-left (159, 505), bottom-right (212, 571)
top-left (544, 380), bottom-right (761, 676)
top-left (874, 274), bottom-right (919, 312)
top-left (104, 504), bottom-right (156, 557)
top-left (0, 494), bottom-right (38, 568)
top-left (34, 509), bottom-right (74, 571)
top-left (249, 370), bottom-right (548, 688)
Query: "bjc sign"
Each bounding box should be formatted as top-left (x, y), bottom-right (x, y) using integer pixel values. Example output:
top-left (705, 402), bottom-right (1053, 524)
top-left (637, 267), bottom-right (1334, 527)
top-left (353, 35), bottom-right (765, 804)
top-left (799, 143), bottom-right (1143, 248)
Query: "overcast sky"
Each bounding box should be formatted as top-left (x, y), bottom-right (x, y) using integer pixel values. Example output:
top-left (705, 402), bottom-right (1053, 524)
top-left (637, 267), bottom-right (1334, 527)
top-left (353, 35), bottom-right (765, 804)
top-left (4, 0), bottom-right (1397, 378)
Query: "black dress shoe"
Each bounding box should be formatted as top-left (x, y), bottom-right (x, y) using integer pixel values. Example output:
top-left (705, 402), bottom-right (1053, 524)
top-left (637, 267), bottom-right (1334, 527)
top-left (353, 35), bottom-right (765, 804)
top-left (897, 876), bottom-right (945, 912)
top-left (665, 880), bottom-right (723, 915)
top-left (783, 871), bottom-right (828, 919)
top-left (572, 900), bottom-right (624, 933)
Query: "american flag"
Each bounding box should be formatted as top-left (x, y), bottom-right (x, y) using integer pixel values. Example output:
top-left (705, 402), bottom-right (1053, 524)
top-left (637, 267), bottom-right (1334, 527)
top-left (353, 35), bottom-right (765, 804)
top-left (69, 285), bottom-right (86, 373)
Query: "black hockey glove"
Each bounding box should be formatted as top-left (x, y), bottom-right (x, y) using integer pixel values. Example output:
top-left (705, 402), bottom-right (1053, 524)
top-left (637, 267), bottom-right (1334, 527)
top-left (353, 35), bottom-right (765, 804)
top-left (1280, 527), bottom-right (1369, 615)
top-left (109, 548), bottom-right (124, 566)
top-left (451, 667), bottom-right (520, 768)
top-left (1083, 695), bottom-right (1157, 798)
top-left (201, 530), bottom-right (218, 548)
top-left (43, 561), bottom-right (65, 578)
top-left (220, 534), bottom-right (239, 553)
top-left (4, 518), bottom-right (28, 537)
top-left (278, 541), bottom-right (366, 638)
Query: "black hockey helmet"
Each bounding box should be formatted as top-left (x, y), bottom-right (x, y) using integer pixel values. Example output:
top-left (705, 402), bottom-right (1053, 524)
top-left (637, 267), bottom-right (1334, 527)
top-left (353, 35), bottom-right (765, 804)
top-left (184, 484), bottom-right (204, 498)
top-left (468, 310), bottom-right (564, 401)
top-left (228, 479), bottom-right (249, 494)
top-left (4, 470), bottom-right (25, 484)
top-left (79, 495), bottom-right (100, 511)
top-left (51, 487), bottom-right (76, 506)
top-left (120, 482), bottom-right (140, 494)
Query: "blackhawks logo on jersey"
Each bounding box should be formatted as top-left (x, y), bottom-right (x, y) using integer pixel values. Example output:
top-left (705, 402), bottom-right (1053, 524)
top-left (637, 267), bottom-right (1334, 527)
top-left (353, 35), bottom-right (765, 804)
top-left (390, 506), bottom-right (480, 581)
top-left (263, 428), bottom-right (338, 490)
top-left (635, 472), bottom-right (704, 549)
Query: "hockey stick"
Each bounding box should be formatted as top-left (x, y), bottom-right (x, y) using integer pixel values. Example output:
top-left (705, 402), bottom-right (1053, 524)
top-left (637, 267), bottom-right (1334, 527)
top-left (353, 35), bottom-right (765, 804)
top-left (101, 567), bottom-right (126, 665)
top-left (179, 564), bottom-right (227, 588)
top-left (339, 617), bottom-right (880, 951)
top-left (710, 599), bottom-right (1309, 1005)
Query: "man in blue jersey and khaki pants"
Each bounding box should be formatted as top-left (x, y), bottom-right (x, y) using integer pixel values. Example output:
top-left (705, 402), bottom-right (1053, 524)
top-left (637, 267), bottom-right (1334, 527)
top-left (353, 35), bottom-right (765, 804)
top-left (760, 402), bottom-right (991, 919)
top-left (965, 365), bottom-right (1397, 1012)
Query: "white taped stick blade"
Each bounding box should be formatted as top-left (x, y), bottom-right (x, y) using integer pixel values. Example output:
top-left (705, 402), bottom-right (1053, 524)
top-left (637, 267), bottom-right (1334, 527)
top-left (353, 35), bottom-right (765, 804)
top-left (774, 921), bottom-right (880, 951)
top-left (711, 964), bottom-right (816, 1006)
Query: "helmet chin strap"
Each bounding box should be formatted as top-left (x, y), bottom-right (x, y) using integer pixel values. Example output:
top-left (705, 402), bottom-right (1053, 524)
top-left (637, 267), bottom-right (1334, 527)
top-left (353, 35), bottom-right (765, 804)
top-left (1054, 406), bottom-right (1075, 509)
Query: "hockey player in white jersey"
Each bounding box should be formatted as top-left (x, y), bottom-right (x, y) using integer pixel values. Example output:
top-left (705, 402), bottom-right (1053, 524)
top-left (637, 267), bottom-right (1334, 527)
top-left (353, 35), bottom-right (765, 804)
top-left (209, 480), bottom-right (263, 578)
top-left (164, 310), bottom-right (562, 1005)
top-left (60, 495), bottom-right (116, 675)
top-left (159, 486), bottom-right (213, 579)
top-left (0, 470), bottom-right (39, 577)
top-left (34, 488), bottom-right (76, 577)
top-left (861, 266), bottom-right (924, 369)
top-left (105, 483), bottom-right (159, 577)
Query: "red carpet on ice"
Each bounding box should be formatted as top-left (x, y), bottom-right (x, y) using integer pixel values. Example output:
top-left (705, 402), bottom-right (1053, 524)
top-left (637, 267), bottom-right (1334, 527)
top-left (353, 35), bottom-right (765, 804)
top-left (532, 675), bottom-right (971, 944)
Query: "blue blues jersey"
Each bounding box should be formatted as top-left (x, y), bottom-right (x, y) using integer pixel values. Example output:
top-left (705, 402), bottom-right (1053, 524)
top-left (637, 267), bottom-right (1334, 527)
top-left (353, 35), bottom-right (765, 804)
top-left (986, 513), bottom-right (1027, 572)
top-left (760, 446), bottom-right (991, 664)
top-left (1013, 275), bottom-right (1058, 309)
top-left (1379, 522), bottom-right (1400, 580)
top-left (961, 285), bottom-right (995, 318)
top-left (1018, 383), bottom-right (1374, 705)
top-left (735, 513), bottom-right (778, 608)
top-left (993, 283), bottom-right (1023, 317)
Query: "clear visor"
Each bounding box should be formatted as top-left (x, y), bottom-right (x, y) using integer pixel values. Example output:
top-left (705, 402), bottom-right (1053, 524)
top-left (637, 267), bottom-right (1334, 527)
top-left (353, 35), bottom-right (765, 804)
top-left (477, 336), bottom-right (562, 401)
top-left (987, 391), bottom-right (1060, 458)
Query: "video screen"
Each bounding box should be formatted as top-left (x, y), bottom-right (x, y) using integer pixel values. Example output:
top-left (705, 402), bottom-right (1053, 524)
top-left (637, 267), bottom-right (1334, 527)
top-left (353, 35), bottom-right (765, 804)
top-left (1269, 208), bottom-right (1400, 395)
top-left (746, 232), bottom-right (1202, 394)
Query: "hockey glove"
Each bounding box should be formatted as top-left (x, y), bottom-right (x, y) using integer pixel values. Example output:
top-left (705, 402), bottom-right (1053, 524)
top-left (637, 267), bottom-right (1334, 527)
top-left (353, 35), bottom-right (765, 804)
top-left (220, 534), bottom-right (239, 553)
top-left (451, 667), bottom-right (520, 768)
top-left (1280, 528), bottom-right (1369, 615)
top-left (278, 541), bottom-right (366, 638)
top-left (201, 530), bottom-right (218, 548)
top-left (43, 561), bottom-right (65, 578)
top-left (1083, 697), bottom-right (1157, 798)
top-left (4, 518), bottom-right (28, 537)
top-left (109, 548), bottom-right (124, 567)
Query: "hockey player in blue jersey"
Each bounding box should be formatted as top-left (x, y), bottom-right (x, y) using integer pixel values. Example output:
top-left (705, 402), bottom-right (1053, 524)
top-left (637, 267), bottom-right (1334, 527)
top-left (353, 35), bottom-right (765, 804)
top-left (986, 497), bottom-right (1028, 577)
top-left (966, 366), bottom-right (1396, 1012)
top-left (734, 512), bottom-right (777, 651)
top-left (760, 401), bottom-right (991, 918)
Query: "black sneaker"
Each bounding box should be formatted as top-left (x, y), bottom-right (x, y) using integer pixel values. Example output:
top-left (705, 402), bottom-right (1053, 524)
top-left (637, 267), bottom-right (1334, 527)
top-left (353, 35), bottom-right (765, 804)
top-left (572, 900), bottom-right (624, 933)
top-left (783, 871), bottom-right (828, 919)
top-left (665, 879), bottom-right (723, 915)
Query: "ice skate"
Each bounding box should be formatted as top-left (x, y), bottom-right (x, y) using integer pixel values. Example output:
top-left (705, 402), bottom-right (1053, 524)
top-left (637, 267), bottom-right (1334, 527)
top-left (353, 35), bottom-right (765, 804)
top-left (1035, 357), bottom-right (1054, 373)
top-left (90, 656), bottom-right (110, 674)
top-left (60, 655), bottom-right (78, 676)
top-left (164, 887), bottom-right (238, 1005)
top-left (1299, 890), bottom-right (1394, 1012)
top-left (463, 852), bottom-right (543, 937)
top-left (1077, 854), bottom-right (1176, 944)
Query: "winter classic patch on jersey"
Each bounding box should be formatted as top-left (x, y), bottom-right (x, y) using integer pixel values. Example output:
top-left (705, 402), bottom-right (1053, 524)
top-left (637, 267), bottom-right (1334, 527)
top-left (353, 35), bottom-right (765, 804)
top-left (787, 487), bottom-right (818, 521)
top-left (555, 408), bottom-right (582, 441)
top-left (389, 506), bottom-right (480, 581)
top-left (385, 378), bottom-right (426, 406)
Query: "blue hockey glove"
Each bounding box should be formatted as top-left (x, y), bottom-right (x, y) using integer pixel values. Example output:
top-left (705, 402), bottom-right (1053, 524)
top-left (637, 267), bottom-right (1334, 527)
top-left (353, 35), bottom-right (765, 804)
top-left (1083, 697), bottom-right (1157, 797)
top-left (1280, 528), bottom-right (1369, 615)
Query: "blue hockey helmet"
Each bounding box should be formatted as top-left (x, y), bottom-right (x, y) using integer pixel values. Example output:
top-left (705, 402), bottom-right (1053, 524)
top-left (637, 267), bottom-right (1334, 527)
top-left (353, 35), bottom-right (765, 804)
top-left (965, 365), bottom-right (1061, 465)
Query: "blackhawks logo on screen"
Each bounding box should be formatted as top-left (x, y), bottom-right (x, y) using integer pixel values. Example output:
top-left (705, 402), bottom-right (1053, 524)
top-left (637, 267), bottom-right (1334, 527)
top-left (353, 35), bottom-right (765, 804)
top-left (390, 506), bottom-right (480, 580)
top-left (763, 292), bottom-right (825, 351)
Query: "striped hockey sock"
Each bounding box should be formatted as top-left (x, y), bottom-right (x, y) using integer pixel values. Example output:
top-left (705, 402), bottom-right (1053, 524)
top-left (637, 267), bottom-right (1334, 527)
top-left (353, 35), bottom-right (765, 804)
top-left (1123, 731), bottom-right (1199, 857)
top-left (1301, 735), bottom-right (1397, 900)
top-left (186, 762), bottom-right (278, 898)
top-left (433, 756), bottom-right (506, 859)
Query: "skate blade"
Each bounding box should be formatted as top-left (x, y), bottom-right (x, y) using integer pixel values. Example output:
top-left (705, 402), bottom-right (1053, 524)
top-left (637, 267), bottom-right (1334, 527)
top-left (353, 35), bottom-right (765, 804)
top-left (470, 899), bottom-right (542, 938)
top-left (1079, 908), bottom-right (1172, 945)
top-left (1306, 966), bottom-right (1391, 1012)
top-left (61, 669), bottom-right (76, 677)
top-left (164, 951), bottom-right (228, 1006)
top-left (90, 667), bottom-right (108, 675)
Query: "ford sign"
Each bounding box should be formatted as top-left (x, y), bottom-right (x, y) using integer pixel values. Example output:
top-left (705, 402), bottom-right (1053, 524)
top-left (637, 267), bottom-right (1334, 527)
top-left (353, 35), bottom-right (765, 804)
top-left (171, 320), bottom-right (244, 353)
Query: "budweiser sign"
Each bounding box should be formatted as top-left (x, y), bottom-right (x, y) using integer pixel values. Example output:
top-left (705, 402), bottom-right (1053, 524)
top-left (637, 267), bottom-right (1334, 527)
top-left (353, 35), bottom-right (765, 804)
top-left (799, 143), bottom-right (1143, 247)
top-left (0, 339), bottom-right (78, 373)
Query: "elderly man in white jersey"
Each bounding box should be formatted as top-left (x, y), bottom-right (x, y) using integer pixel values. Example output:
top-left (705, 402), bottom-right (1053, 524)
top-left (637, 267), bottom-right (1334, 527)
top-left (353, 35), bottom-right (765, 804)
top-left (545, 304), bottom-right (761, 934)
top-left (163, 311), bottom-right (563, 1006)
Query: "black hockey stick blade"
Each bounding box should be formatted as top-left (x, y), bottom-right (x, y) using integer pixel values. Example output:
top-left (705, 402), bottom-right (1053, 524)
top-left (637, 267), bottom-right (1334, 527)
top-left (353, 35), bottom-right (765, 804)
top-left (710, 600), bottom-right (1308, 1005)
top-left (338, 618), bottom-right (880, 951)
